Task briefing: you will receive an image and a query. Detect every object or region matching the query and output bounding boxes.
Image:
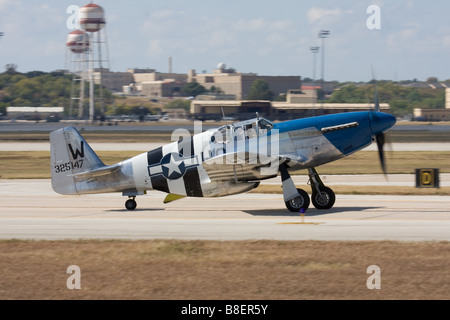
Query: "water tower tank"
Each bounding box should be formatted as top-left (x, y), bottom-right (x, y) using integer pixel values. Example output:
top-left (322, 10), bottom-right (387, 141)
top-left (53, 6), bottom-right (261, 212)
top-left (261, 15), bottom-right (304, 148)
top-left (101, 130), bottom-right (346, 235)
top-left (66, 30), bottom-right (90, 53)
top-left (79, 3), bottom-right (105, 32)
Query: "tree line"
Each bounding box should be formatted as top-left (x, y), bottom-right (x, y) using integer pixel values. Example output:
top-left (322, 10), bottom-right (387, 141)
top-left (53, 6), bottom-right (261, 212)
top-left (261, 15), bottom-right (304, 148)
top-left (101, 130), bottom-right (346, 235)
top-left (0, 65), bottom-right (113, 117)
top-left (327, 81), bottom-right (445, 117)
top-left (0, 64), bottom-right (445, 118)
top-left (0, 65), bottom-right (71, 115)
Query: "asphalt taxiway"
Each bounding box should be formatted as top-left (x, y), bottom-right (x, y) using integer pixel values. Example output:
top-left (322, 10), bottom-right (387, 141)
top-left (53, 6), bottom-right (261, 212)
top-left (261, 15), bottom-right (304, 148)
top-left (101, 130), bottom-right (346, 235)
top-left (0, 179), bottom-right (449, 242)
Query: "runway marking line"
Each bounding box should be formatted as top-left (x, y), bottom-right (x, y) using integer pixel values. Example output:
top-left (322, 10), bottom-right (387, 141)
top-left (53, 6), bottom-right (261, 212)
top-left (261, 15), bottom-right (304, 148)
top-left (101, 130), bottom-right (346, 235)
top-left (277, 222), bottom-right (323, 225)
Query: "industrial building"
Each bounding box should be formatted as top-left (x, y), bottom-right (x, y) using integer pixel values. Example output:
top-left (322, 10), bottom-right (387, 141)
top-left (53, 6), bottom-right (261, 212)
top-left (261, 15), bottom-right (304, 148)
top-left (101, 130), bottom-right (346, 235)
top-left (90, 63), bottom-right (396, 121)
top-left (191, 100), bottom-right (272, 121)
top-left (92, 69), bottom-right (134, 92)
top-left (191, 64), bottom-right (301, 100)
top-left (96, 64), bottom-right (301, 100)
top-left (413, 87), bottom-right (450, 121)
top-left (6, 107), bottom-right (64, 120)
top-left (191, 89), bottom-right (390, 121)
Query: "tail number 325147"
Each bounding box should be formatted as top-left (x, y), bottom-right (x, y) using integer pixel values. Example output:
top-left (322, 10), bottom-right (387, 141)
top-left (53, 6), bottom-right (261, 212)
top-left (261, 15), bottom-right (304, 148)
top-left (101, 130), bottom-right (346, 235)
top-left (54, 159), bottom-right (84, 173)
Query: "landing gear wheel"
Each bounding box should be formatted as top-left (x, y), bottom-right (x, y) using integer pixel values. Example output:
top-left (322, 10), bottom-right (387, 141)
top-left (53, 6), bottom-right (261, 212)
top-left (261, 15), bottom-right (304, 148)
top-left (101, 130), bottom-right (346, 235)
top-left (285, 188), bottom-right (310, 212)
top-left (311, 186), bottom-right (335, 210)
top-left (125, 199), bottom-right (137, 211)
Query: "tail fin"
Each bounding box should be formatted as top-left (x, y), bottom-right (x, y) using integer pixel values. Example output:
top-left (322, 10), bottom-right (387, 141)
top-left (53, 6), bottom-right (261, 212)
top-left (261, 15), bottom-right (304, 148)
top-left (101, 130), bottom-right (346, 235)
top-left (50, 127), bottom-right (104, 195)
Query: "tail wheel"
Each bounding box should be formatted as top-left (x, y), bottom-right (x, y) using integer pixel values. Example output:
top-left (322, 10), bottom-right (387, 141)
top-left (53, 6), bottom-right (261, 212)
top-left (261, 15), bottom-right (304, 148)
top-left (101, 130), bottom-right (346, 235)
top-left (312, 186), bottom-right (335, 210)
top-left (125, 199), bottom-right (137, 211)
top-left (285, 188), bottom-right (310, 212)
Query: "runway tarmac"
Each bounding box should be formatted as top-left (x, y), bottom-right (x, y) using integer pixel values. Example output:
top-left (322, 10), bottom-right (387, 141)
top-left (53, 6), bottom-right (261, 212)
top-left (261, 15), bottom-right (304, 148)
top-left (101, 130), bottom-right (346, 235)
top-left (0, 179), bottom-right (449, 242)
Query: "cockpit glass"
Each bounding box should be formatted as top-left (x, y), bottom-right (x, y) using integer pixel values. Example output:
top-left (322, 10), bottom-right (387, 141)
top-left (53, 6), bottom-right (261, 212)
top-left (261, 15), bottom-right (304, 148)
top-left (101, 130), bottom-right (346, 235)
top-left (258, 119), bottom-right (273, 133)
top-left (213, 118), bottom-right (274, 143)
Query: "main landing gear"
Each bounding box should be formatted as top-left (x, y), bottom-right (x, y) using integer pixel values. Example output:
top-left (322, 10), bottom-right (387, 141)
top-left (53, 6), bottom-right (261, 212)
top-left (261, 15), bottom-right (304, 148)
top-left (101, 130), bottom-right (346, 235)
top-left (280, 164), bottom-right (335, 212)
top-left (308, 168), bottom-right (335, 210)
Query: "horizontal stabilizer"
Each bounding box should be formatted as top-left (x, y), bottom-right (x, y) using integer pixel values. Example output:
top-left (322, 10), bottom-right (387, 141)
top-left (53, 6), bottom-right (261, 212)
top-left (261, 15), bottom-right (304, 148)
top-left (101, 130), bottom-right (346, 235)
top-left (71, 164), bottom-right (121, 180)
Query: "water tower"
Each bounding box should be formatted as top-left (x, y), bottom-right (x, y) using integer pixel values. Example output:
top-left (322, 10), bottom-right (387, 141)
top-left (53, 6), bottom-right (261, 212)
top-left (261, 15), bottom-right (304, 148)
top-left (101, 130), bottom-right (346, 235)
top-left (79, 2), bottom-right (110, 121)
top-left (66, 30), bottom-right (90, 118)
top-left (79, 3), bottom-right (105, 32)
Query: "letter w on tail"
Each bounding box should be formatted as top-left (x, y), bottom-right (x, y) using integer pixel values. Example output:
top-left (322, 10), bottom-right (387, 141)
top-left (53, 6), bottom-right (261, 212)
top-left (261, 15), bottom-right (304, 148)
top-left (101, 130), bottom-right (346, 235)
top-left (68, 141), bottom-right (84, 160)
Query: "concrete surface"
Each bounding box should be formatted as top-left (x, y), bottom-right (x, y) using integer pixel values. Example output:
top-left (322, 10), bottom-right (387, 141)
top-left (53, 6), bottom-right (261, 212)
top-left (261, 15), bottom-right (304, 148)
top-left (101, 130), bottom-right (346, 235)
top-left (0, 179), bottom-right (449, 242)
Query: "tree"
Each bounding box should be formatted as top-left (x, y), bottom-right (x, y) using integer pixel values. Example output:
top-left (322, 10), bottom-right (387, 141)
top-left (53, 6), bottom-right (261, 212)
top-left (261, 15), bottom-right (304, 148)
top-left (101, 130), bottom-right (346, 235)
top-left (5, 64), bottom-right (18, 75)
top-left (273, 93), bottom-right (287, 102)
top-left (182, 82), bottom-right (206, 97)
top-left (209, 86), bottom-right (223, 94)
top-left (246, 79), bottom-right (274, 100)
top-left (326, 81), bottom-right (446, 117)
top-left (0, 71), bottom-right (114, 114)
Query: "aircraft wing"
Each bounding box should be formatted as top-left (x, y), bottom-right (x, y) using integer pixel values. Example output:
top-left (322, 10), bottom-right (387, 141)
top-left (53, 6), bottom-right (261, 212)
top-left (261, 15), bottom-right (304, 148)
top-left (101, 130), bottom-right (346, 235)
top-left (202, 151), bottom-right (290, 182)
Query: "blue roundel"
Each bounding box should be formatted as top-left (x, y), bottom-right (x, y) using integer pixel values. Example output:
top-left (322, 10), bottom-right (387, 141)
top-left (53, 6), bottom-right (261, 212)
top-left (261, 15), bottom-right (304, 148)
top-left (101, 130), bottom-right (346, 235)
top-left (160, 152), bottom-right (186, 180)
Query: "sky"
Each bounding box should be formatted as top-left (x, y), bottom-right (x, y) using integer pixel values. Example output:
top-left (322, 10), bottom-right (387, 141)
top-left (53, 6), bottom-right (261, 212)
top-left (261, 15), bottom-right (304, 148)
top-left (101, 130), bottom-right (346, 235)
top-left (1, 0), bottom-right (450, 82)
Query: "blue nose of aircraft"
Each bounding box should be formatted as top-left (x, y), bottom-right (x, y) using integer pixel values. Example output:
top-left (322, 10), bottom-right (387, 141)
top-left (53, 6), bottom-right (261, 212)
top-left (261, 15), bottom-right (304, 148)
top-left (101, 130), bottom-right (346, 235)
top-left (369, 112), bottom-right (396, 135)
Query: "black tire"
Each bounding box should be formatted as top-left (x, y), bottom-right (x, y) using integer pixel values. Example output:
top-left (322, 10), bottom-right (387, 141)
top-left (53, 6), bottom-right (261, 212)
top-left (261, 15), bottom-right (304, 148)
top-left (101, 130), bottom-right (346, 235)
top-left (125, 199), bottom-right (137, 211)
top-left (285, 188), bottom-right (310, 212)
top-left (311, 186), bottom-right (335, 210)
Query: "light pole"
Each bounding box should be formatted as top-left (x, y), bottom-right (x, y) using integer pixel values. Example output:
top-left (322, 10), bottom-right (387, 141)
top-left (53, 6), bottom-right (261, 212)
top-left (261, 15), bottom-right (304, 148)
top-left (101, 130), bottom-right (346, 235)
top-left (310, 46), bottom-right (320, 115)
top-left (318, 29), bottom-right (330, 111)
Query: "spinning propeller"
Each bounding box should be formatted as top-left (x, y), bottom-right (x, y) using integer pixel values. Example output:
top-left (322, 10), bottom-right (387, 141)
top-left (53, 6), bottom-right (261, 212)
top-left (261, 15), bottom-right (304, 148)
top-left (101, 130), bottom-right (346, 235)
top-left (371, 81), bottom-right (395, 177)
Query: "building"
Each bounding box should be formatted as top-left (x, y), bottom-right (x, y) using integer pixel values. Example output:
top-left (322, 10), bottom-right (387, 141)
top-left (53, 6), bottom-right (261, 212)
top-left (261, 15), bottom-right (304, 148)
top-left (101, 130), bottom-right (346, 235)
top-left (190, 100), bottom-right (272, 121)
top-left (414, 108), bottom-right (450, 121)
top-left (140, 80), bottom-right (184, 98)
top-left (192, 64), bottom-right (301, 100)
top-left (301, 81), bottom-right (335, 95)
top-left (191, 98), bottom-right (390, 121)
top-left (127, 69), bottom-right (188, 97)
top-left (6, 106), bottom-right (64, 120)
top-left (127, 68), bottom-right (188, 83)
top-left (413, 87), bottom-right (450, 121)
top-left (92, 64), bottom-right (302, 100)
top-left (91, 68), bottom-right (188, 94)
top-left (271, 102), bottom-right (390, 120)
top-left (92, 69), bottom-right (134, 92)
top-left (286, 88), bottom-right (318, 103)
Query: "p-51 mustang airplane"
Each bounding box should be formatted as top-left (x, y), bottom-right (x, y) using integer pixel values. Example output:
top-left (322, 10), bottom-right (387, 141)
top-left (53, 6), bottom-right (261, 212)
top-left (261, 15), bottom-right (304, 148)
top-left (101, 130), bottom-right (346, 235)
top-left (50, 107), bottom-right (396, 212)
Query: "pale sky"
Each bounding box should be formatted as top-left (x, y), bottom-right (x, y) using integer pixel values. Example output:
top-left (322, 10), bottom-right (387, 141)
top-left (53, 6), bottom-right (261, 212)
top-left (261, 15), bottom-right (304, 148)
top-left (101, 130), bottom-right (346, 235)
top-left (1, 0), bottom-right (450, 82)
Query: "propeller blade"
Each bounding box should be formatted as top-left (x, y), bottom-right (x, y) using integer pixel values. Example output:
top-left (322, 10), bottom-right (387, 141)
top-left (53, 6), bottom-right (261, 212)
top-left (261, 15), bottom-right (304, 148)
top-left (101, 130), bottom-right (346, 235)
top-left (374, 84), bottom-right (380, 112)
top-left (371, 66), bottom-right (380, 112)
top-left (375, 132), bottom-right (387, 176)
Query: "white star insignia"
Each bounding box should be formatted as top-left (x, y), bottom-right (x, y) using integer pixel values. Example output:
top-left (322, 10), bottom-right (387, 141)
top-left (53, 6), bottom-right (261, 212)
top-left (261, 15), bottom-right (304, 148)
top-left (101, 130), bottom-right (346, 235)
top-left (163, 154), bottom-right (183, 177)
